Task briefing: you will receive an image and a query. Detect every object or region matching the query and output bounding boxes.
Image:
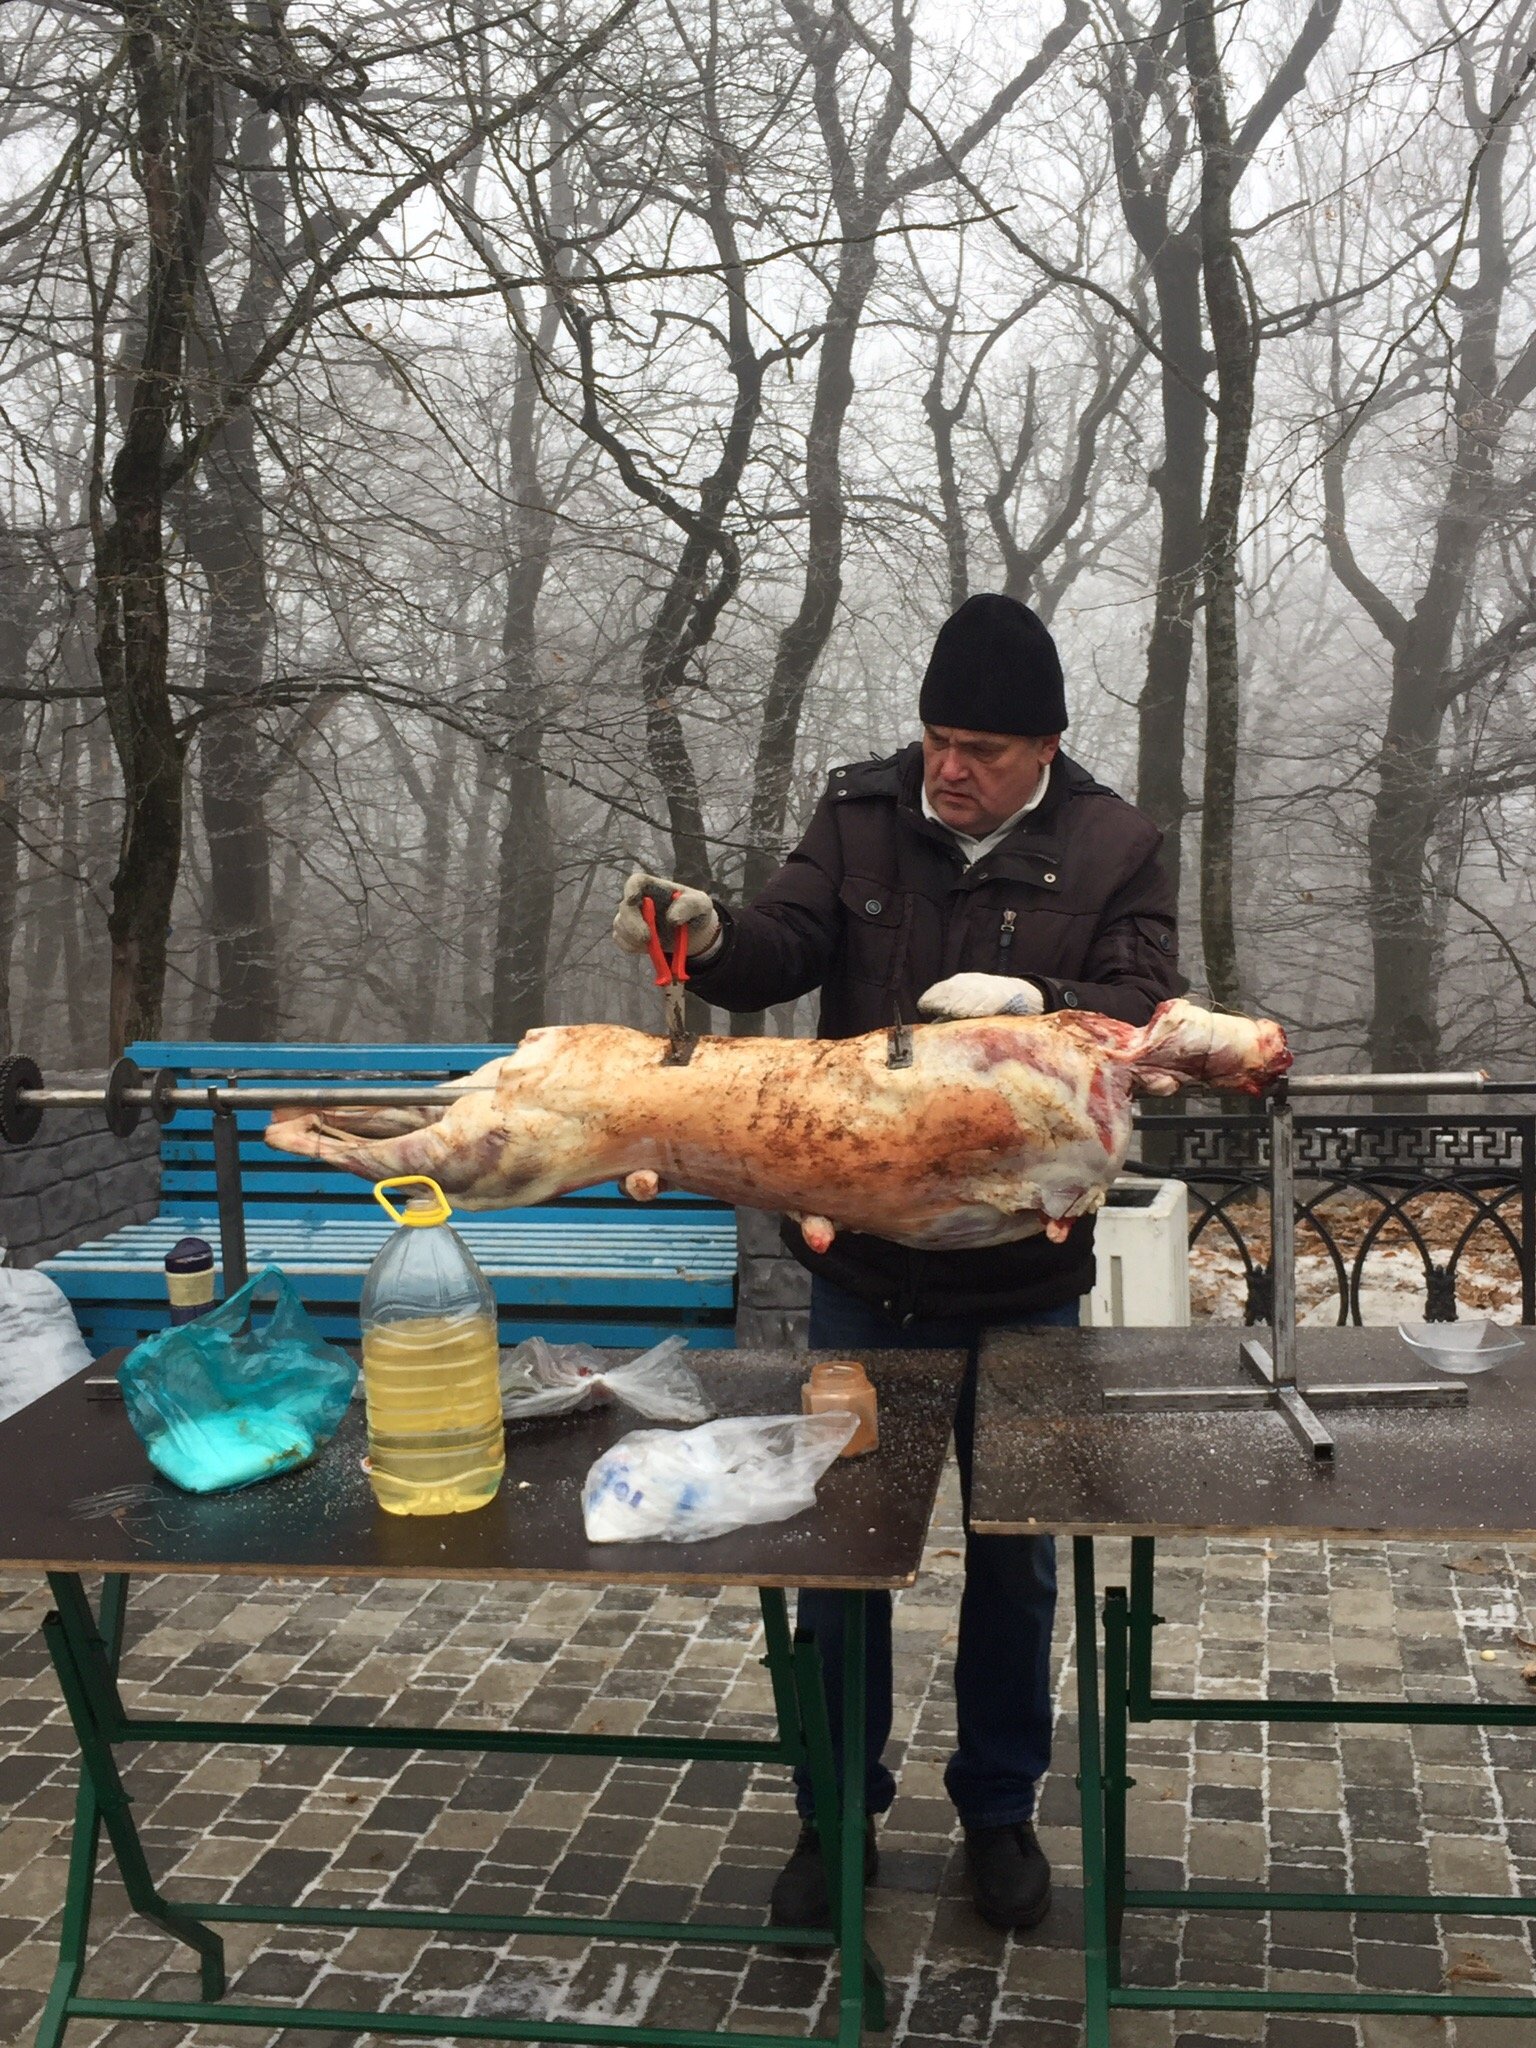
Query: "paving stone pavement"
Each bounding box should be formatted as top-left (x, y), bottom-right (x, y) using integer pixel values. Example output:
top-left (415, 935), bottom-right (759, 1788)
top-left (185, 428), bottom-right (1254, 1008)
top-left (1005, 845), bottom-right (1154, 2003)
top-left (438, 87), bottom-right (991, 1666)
top-left (2, 1465), bottom-right (1535, 2048)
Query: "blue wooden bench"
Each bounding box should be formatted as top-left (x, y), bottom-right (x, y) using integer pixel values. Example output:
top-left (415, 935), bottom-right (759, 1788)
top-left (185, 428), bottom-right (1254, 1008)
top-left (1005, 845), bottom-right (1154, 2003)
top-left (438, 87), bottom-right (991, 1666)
top-left (43, 1042), bottom-right (738, 1354)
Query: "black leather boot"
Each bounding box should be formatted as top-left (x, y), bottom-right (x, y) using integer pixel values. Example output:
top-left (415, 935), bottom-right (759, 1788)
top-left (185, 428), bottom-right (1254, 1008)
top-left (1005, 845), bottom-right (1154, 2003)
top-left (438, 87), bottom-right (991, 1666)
top-left (964, 1820), bottom-right (1052, 1930)
top-left (769, 1815), bottom-right (879, 1928)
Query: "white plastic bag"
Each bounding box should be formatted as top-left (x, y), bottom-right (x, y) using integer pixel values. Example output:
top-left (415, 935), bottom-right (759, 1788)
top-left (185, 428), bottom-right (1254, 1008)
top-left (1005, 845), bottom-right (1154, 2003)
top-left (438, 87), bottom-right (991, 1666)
top-left (0, 1265), bottom-right (93, 1423)
top-left (582, 1412), bottom-right (856, 1544)
top-left (500, 1334), bottom-right (714, 1424)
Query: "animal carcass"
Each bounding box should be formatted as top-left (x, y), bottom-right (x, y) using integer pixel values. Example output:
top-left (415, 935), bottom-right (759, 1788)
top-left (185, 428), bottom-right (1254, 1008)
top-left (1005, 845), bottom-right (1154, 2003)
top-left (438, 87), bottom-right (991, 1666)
top-left (265, 998), bottom-right (1289, 1254)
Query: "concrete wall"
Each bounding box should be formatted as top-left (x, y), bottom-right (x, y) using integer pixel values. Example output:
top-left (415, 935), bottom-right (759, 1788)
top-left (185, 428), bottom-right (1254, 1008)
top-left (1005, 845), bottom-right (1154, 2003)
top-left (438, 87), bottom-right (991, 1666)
top-left (735, 1206), bottom-right (810, 1348)
top-left (0, 1090), bottom-right (161, 1268)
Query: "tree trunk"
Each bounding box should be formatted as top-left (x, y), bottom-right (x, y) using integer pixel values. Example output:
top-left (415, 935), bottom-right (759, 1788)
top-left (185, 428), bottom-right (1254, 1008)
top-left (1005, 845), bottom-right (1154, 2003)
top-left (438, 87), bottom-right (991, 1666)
top-left (99, 513), bottom-right (187, 1056)
top-left (1135, 232), bottom-right (1207, 904)
top-left (743, 231), bottom-right (877, 900)
top-left (490, 298), bottom-right (561, 1034)
top-left (1367, 689), bottom-right (1444, 1069)
top-left (188, 407), bottom-right (280, 1040)
top-left (0, 522), bottom-right (41, 1055)
top-left (98, 9), bottom-right (215, 1053)
top-left (1186, 0), bottom-right (1253, 1010)
top-left (412, 729), bottom-right (460, 1040)
top-left (922, 312), bottom-right (969, 610)
top-left (1323, 28), bottom-right (1530, 1068)
top-left (492, 747), bottom-right (555, 1037)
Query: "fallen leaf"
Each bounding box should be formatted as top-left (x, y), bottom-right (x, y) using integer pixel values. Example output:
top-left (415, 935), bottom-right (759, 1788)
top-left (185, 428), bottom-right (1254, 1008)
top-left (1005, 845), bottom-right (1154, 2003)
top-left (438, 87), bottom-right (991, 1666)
top-left (1446, 1555), bottom-right (1501, 1574)
top-left (1521, 1660), bottom-right (1536, 1687)
top-left (1446, 1950), bottom-right (1503, 1985)
top-left (932, 1548), bottom-right (962, 1559)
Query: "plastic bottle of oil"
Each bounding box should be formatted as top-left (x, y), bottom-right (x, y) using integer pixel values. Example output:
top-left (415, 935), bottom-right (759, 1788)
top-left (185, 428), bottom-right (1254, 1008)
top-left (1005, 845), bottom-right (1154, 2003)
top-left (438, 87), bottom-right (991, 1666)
top-left (359, 1176), bottom-right (504, 1515)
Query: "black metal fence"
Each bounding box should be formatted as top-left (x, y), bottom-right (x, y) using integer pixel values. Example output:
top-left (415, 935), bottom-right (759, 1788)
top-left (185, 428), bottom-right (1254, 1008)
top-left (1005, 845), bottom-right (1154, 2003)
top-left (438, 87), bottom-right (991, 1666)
top-left (1133, 1115), bottom-right (1536, 1326)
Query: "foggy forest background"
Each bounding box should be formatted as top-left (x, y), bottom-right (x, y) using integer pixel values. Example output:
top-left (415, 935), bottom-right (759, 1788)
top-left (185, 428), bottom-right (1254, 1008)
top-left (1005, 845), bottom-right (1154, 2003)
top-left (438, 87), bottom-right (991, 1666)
top-left (5, 0), bottom-right (1536, 1078)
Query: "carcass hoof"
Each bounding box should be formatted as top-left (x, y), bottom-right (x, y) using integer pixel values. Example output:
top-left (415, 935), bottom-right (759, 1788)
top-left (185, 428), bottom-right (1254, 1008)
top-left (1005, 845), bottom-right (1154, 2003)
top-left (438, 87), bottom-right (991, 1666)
top-left (622, 1170), bottom-right (665, 1202)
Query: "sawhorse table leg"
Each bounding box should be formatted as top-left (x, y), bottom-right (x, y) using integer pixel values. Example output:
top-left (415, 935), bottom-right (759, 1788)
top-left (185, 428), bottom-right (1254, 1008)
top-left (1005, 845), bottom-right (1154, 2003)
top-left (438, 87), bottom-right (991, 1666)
top-left (1075, 1533), bottom-right (1536, 2040)
top-left (1072, 1537), bottom-right (1113, 2048)
top-left (34, 1574), bottom-right (881, 2047)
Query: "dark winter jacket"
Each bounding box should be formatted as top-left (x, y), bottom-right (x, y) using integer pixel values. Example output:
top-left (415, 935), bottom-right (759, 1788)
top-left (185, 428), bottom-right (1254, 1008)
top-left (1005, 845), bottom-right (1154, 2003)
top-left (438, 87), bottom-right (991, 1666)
top-left (686, 743), bottom-right (1184, 1319)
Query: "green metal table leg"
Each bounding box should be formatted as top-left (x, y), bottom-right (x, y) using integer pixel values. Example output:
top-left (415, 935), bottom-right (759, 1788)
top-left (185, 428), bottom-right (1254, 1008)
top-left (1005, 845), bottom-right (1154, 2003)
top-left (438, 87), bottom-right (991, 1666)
top-left (791, 1600), bottom-right (885, 2037)
top-left (758, 1590), bottom-right (804, 1757)
top-left (1073, 1537), bottom-right (1112, 2048)
top-left (1127, 1538), bottom-right (1156, 1721)
top-left (1101, 1586), bottom-right (1131, 1986)
top-left (33, 1577), bottom-right (134, 2048)
top-left (835, 1591), bottom-right (872, 2047)
top-left (792, 1623), bottom-right (844, 1927)
top-left (42, 1573), bottom-right (225, 2004)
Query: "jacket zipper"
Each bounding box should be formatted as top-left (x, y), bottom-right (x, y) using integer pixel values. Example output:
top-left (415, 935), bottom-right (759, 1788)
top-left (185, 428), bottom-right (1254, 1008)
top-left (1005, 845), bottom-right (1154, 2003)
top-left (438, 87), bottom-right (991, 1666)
top-left (998, 908), bottom-right (1017, 970)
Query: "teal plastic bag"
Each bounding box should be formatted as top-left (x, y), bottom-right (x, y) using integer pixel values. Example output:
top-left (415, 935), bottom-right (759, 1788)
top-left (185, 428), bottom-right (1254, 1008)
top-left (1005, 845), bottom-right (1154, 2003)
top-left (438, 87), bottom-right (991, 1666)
top-left (120, 1266), bottom-right (357, 1494)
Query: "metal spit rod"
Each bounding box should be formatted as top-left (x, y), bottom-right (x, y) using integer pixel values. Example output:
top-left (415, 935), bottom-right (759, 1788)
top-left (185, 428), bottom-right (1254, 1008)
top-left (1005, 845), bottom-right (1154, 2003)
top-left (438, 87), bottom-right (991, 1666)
top-left (1281, 1071), bottom-right (1488, 1094)
top-left (23, 1084), bottom-right (495, 1110)
top-left (5, 1065), bottom-right (1505, 1116)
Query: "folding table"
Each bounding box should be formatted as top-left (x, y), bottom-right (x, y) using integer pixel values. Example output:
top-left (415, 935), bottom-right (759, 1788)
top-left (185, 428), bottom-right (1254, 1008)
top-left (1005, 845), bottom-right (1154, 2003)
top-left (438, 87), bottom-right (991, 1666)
top-left (973, 1324), bottom-right (1536, 2042)
top-left (0, 1347), bottom-right (964, 2047)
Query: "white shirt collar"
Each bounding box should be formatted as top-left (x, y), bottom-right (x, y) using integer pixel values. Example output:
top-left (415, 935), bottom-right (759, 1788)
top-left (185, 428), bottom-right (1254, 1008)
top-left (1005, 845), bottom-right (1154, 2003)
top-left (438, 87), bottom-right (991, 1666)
top-left (921, 761), bottom-right (1051, 867)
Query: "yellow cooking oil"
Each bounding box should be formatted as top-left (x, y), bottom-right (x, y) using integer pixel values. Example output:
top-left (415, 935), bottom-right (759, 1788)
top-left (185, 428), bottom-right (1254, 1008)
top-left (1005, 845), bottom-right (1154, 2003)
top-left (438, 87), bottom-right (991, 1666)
top-left (361, 1313), bottom-right (504, 1515)
top-left (359, 1175), bottom-right (506, 1516)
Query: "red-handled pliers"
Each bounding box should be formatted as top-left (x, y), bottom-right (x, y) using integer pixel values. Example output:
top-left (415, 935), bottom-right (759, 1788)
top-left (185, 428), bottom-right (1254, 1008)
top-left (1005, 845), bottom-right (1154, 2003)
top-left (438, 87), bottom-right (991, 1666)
top-left (639, 887), bottom-right (695, 1064)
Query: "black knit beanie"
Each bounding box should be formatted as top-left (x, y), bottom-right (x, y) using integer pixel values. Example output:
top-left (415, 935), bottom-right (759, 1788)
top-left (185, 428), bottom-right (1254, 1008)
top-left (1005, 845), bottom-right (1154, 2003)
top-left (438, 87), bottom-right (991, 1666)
top-left (918, 593), bottom-right (1068, 735)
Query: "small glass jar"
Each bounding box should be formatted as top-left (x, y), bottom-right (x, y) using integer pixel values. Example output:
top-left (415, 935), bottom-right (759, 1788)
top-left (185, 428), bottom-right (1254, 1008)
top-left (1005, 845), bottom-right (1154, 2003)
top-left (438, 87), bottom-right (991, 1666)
top-left (164, 1237), bottom-right (215, 1324)
top-left (801, 1359), bottom-right (878, 1457)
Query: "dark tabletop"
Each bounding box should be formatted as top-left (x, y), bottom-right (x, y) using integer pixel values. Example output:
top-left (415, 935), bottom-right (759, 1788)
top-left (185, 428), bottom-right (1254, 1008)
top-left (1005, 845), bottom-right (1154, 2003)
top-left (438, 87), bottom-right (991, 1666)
top-left (971, 1326), bottom-right (1536, 1542)
top-left (0, 1350), bottom-right (964, 1590)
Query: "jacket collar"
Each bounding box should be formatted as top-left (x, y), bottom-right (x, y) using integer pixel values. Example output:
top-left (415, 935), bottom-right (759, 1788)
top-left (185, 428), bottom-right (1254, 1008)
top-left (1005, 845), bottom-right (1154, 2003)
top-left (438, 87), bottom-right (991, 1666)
top-left (887, 740), bottom-right (1096, 880)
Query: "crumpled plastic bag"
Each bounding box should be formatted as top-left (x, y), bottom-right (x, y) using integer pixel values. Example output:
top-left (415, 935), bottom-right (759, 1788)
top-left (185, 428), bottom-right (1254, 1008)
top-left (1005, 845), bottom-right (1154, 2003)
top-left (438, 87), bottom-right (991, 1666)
top-left (500, 1334), bottom-right (714, 1424)
top-left (0, 1263), bottom-right (92, 1423)
top-left (119, 1266), bottom-right (357, 1494)
top-left (582, 1412), bottom-right (856, 1544)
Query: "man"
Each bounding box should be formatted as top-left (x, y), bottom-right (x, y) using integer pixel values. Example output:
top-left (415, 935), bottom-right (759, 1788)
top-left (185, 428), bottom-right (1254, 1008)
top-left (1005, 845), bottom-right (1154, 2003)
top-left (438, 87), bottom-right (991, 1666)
top-left (612, 592), bottom-right (1182, 1932)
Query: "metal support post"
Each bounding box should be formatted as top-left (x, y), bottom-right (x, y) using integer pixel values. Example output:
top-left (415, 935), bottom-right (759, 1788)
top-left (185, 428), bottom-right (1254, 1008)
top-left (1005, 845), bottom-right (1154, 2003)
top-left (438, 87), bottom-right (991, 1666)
top-left (210, 1097), bottom-right (250, 1296)
top-left (1268, 1090), bottom-right (1297, 1386)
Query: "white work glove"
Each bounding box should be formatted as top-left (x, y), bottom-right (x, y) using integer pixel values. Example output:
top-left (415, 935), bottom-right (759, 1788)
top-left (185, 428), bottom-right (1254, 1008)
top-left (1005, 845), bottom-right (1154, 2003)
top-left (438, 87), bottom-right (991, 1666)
top-left (613, 871), bottom-right (722, 963)
top-left (918, 972), bottom-right (1046, 1020)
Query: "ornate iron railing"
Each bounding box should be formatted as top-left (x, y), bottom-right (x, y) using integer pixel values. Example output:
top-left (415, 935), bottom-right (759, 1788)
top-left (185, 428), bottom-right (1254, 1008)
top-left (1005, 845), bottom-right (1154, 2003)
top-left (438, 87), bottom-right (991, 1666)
top-left (1132, 1115), bottom-right (1536, 1326)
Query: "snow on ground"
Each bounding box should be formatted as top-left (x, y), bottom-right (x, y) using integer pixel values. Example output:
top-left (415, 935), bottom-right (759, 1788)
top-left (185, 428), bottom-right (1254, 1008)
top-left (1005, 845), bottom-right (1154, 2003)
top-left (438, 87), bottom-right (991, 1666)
top-left (1188, 1191), bottom-right (1525, 1325)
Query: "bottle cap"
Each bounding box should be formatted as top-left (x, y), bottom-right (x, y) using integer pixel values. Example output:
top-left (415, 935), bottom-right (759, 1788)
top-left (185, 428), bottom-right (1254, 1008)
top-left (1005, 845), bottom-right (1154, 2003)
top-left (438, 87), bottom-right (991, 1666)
top-left (165, 1237), bottom-right (214, 1273)
top-left (373, 1176), bottom-right (453, 1227)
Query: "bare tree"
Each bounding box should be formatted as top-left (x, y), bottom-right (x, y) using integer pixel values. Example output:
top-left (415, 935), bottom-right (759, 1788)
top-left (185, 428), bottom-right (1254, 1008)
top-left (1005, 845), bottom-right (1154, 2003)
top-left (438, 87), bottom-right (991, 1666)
top-left (1323, 7), bottom-right (1536, 1067)
top-left (1099, 0), bottom-right (1341, 924)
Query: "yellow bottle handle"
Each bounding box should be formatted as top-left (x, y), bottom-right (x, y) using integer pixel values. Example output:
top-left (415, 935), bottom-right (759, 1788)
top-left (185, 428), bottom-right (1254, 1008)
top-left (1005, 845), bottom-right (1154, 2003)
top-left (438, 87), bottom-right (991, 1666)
top-left (373, 1175), bottom-right (453, 1227)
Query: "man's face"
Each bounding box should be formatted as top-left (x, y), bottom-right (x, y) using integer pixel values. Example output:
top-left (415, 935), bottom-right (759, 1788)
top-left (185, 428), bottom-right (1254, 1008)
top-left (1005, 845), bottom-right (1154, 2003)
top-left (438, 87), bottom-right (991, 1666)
top-left (922, 725), bottom-right (1061, 837)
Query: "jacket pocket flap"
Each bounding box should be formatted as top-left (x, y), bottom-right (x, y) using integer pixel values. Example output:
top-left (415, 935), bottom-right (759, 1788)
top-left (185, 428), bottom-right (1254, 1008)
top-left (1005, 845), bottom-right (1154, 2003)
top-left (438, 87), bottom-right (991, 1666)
top-left (839, 877), bottom-right (904, 925)
top-left (1132, 913), bottom-right (1177, 957)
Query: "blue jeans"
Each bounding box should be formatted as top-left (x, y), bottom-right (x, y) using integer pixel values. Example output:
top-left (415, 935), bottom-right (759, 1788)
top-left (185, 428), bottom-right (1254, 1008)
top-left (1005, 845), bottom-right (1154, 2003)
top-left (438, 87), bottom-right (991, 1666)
top-left (794, 1277), bottom-right (1077, 1831)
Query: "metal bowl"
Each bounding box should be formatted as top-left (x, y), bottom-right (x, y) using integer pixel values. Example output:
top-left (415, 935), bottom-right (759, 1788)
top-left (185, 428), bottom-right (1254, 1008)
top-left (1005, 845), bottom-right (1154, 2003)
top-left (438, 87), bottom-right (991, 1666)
top-left (1397, 1321), bottom-right (1526, 1376)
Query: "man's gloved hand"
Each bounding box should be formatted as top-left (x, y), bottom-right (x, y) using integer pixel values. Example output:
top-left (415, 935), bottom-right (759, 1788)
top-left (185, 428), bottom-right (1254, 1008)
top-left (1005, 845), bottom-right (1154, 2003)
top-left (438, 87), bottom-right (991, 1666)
top-left (918, 972), bottom-right (1045, 1020)
top-left (613, 871), bottom-right (722, 963)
